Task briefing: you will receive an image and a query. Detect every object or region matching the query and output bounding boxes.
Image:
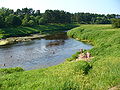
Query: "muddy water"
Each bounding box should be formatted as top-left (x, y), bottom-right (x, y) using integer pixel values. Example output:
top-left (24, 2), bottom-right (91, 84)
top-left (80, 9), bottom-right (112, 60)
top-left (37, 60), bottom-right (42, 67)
top-left (0, 32), bottom-right (92, 70)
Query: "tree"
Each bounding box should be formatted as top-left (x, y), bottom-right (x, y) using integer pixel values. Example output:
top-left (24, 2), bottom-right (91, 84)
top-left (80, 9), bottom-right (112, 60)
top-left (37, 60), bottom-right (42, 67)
top-left (43, 10), bottom-right (72, 24)
top-left (0, 16), bottom-right (5, 28)
top-left (12, 16), bottom-right (22, 26)
top-left (22, 18), bottom-right (29, 26)
top-left (5, 14), bottom-right (21, 26)
top-left (28, 20), bottom-right (35, 26)
top-left (21, 8), bottom-right (34, 15)
top-left (94, 17), bottom-right (110, 24)
top-left (34, 10), bottom-right (40, 16)
top-left (39, 17), bottom-right (47, 25)
top-left (15, 9), bottom-right (22, 15)
top-left (35, 16), bottom-right (41, 24)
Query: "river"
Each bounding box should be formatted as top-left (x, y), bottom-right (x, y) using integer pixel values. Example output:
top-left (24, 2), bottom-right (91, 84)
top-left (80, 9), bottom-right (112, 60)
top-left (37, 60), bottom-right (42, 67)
top-left (0, 32), bottom-right (92, 70)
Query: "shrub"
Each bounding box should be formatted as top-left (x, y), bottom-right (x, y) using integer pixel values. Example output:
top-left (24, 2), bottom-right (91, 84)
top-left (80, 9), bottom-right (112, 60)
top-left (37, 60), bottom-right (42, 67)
top-left (111, 18), bottom-right (120, 28)
top-left (66, 52), bottom-right (80, 61)
top-left (0, 67), bottom-right (24, 75)
top-left (74, 61), bottom-right (91, 74)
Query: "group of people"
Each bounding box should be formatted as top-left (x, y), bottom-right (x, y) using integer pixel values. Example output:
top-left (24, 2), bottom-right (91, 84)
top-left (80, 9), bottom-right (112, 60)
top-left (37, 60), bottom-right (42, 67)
top-left (78, 48), bottom-right (91, 59)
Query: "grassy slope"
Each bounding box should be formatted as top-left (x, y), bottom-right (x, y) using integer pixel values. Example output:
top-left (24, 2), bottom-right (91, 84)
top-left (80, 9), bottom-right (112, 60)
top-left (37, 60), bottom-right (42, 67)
top-left (67, 24), bottom-right (120, 89)
top-left (0, 24), bottom-right (120, 90)
top-left (0, 24), bottom-right (77, 39)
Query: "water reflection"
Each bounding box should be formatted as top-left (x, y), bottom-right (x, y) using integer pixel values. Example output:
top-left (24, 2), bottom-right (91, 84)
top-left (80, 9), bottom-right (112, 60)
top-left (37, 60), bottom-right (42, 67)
top-left (0, 32), bottom-right (92, 70)
top-left (46, 40), bottom-right (65, 47)
top-left (44, 32), bottom-right (68, 40)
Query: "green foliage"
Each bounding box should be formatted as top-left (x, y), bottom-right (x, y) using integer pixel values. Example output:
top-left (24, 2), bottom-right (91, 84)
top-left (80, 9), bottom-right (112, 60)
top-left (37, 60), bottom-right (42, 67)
top-left (0, 67), bottom-right (24, 75)
top-left (28, 20), bottom-right (36, 26)
top-left (43, 10), bottom-right (72, 24)
top-left (0, 16), bottom-right (5, 28)
top-left (66, 57), bottom-right (75, 61)
top-left (62, 80), bottom-right (80, 90)
top-left (39, 17), bottom-right (47, 25)
top-left (22, 18), bottom-right (29, 26)
top-left (66, 52), bottom-right (80, 61)
top-left (5, 14), bottom-right (22, 26)
top-left (74, 61), bottom-right (91, 74)
top-left (0, 7), bottom-right (119, 28)
top-left (111, 18), bottom-right (120, 28)
top-left (72, 13), bottom-right (115, 24)
top-left (0, 24), bottom-right (77, 39)
top-left (95, 17), bottom-right (111, 24)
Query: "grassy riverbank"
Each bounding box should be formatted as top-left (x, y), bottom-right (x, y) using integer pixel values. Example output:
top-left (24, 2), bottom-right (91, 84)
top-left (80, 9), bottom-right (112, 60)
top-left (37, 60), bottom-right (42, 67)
top-left (0, 24), bottom-right (120, 89)
top-left (0, 24), bottom-right (77, 39)
top-left (67, 24), bottom-right (120, 89)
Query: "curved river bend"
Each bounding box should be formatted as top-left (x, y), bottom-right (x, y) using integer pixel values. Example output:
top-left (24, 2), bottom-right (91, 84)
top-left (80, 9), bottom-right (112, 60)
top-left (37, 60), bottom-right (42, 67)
top-left (0, 32), bottom-right (92, 70)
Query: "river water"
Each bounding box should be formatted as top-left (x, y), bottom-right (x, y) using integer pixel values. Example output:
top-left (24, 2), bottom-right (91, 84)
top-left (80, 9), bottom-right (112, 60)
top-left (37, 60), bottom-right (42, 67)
top-left (0, 32), bottom-right (92, 70)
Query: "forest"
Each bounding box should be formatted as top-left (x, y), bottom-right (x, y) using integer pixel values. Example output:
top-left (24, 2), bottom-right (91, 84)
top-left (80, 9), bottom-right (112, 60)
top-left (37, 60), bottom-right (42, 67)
top-left (0, 7), bottom-right (120, 28)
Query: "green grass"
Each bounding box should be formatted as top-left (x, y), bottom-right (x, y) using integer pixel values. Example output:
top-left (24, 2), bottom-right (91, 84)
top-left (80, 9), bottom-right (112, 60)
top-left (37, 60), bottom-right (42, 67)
top-left (67, 24), bottom-right (120, 89)
top-left (0, 24), bottom-right (78, 39)
top-left (0, 61), bottom-right (89, 90)
top-left (0, 24), bottom-right (120, 90)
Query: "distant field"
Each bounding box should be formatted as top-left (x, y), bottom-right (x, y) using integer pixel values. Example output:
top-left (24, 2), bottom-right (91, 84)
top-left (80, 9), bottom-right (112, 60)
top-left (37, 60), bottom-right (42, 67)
top-left (0, 24), bottom-right (77, 39)
top-left (0, 24), bottom-right (120, 90)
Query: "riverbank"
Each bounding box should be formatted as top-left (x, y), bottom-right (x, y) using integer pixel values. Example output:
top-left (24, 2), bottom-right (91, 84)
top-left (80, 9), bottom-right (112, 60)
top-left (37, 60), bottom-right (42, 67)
top-left (0, 34), bottom-right (47, 45)
top-left (67, 24), bottom-right (120, 89)
top-left (0, 24), bottom-right (78, 45)
top-left (0, 24), bottom-right (120, 89)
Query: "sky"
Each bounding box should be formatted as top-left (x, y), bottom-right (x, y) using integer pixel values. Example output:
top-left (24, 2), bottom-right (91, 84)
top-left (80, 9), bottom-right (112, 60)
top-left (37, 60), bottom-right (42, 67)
top-left (0, 0), bottom-right (120, 14)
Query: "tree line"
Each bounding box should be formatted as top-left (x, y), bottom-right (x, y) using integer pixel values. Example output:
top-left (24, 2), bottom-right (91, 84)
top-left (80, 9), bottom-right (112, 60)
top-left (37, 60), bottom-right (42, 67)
top-left (0, 7), bottom-right (120, 28)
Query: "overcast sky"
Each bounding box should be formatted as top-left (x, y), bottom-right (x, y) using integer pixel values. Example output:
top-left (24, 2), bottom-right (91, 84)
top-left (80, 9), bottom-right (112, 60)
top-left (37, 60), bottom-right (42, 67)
top-left (0, 0), bottom-right (120, 14)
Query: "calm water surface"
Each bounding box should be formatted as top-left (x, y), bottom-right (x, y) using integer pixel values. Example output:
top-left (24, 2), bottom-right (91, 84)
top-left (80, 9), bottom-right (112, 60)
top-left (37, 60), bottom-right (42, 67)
top-left (0, 32), bottom-right (92, 70)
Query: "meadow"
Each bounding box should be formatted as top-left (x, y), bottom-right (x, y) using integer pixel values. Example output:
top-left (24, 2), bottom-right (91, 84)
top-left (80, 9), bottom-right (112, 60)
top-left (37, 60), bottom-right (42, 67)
top-left (0, 24), bottom-right (120, 90)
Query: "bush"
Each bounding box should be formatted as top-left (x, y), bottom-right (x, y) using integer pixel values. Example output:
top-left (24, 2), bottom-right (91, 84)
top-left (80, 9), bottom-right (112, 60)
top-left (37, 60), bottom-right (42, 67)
top-left (74, 61), bottom-right (91, 74)
top-left (0, 67), bottom-right (24, 75)
top-left (66, 52), bottom-right (80, 61)
top-left (111, 18), bottom-right (120, 28)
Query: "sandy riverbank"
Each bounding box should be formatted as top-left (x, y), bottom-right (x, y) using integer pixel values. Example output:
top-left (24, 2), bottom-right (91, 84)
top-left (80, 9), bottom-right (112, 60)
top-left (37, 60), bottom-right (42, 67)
top-left (0, 34), bottom-right (47, 46)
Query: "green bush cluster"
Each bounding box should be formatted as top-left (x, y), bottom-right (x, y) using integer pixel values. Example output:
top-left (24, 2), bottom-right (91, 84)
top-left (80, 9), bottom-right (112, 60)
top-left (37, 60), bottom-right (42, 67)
top-left (73, 61), bottom-right (91, 74)
top-left (0, 67), bottom-right (24, 75)
top-left (111, 18), bottom-right (120, 28)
